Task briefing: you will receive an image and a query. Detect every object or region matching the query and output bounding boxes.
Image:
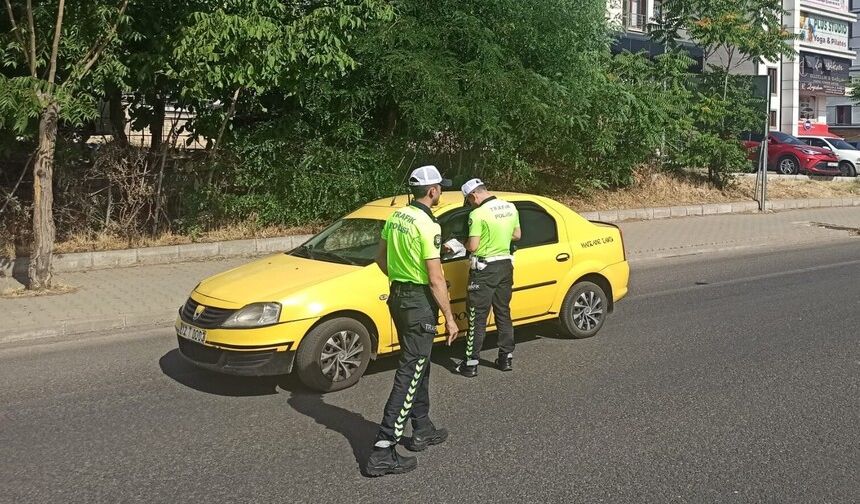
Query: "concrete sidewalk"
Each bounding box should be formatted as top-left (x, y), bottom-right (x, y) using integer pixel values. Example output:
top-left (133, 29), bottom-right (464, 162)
top-left (2, 206), bottom-right (858, 343)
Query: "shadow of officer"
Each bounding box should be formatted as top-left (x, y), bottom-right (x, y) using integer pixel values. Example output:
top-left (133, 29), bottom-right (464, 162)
top-left (286, 391), bottom-right (378, 472)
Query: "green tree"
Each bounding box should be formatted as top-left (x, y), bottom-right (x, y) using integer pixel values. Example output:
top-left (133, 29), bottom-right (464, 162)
top-left (652, 0), bottom-right (795, 186)
top-left (1, 0), bottom-right (130, 289)
top-left (170, 0), bottom-right (393, 149)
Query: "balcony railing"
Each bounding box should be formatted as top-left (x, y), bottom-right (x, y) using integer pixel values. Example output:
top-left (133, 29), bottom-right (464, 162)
top-left (623, 12), bottom-right (649, 32)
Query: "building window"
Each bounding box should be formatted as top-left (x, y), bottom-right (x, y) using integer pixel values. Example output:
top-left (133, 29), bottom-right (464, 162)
top-left (767, 67), bottom-right (778, 94)
top-left (623, 0), bottom-right (648, 31)
top-left (770, 110), bottom-right (778, 128)
top-left (836, 105), bottom-right (852, 125)
top-left (799, 96), bottom-right (817, 121)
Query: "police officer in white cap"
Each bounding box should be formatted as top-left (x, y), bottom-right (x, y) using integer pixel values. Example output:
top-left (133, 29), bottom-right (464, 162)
top-left (365, 165), bottom-right (459, 477)
top-left (455, 178), bottom-right (521, 377)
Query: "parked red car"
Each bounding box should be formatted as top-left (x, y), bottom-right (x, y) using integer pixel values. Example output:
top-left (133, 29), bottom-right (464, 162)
top-left (742, 131), bottom-right (841, 176)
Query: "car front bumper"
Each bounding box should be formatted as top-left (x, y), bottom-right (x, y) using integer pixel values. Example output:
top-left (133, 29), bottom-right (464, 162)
top-left (804, 161), bottom-right (841, 176)
top-left (176, 335), bottom-right (296, 376)
top-left (174, 312), bottom-right (319, 376)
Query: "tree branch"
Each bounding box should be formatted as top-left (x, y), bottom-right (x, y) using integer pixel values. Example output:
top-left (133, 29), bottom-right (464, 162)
top-left (0, 153), bottom-right (34, 216)
top-left (25, 0), bottom-right (37, 78)
top-left (47, 0), bottom-right (66, 86)
top-left (210, 86), bottom-right (243, 159)
top-left (73, 0), bottom-right (129, 84)
top-left (3, 0), bottom-right (31, 73)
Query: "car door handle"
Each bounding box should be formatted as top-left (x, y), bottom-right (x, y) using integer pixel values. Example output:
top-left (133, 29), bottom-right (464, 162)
top-left (556, 253), bottom-right (570, 262)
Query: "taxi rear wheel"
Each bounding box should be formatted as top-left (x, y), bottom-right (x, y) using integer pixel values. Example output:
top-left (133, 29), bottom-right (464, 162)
top-left (559, 281), bottom-right (607, 339)
top-left (295, 318), bottom-right (372, 392)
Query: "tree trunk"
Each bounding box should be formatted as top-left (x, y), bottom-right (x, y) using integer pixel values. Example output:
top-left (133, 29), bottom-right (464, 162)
top-left (28, 100), bottom-right (59, 290)
top-left (149, 95), bottom-right (165, 152)
top-left (107, 85), bottom-right (128, 145)
top-left (211, 87), bottom-right (242, 158)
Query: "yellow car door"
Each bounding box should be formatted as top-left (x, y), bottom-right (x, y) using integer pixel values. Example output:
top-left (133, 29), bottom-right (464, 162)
top-left (438, 207), bottom-right (473, 335)
top-left (508, 201), bottom-right (571, 321)
top-left (436, 201), bottom-right (571, 330)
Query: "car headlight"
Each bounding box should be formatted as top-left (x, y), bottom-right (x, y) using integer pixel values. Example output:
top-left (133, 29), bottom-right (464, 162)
top-left (800, 148), bottom-right (818, 155)
top-left (222, 302), bottom-right (281, 328)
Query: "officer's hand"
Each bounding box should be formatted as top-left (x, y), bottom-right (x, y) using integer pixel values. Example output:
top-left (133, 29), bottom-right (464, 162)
top-left (445, 319), bottom-right (459, 345)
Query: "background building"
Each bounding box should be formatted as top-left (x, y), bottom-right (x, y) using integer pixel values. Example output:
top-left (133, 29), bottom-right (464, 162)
top-left (610, 0), bottom-right (857, 138)
top-left (825, 0), bottom-right (860, 138)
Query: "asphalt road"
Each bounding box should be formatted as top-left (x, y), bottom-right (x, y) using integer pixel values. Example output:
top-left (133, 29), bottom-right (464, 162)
top-left (1, 241), bottom-right (858, 503)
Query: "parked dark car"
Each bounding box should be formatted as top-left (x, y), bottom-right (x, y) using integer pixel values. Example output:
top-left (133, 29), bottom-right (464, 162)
top-left (741, 131), bottom-right (841, 176)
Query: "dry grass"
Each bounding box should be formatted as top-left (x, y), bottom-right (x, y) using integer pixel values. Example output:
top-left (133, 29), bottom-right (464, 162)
top-left (562, 170), bottom-right (860, 211)
top-left (1, 283), bottom-right (77, 298)
top-left (53, 222), bottom-right (321, 255)
top-left (761, 177), bottom-right (860, 199)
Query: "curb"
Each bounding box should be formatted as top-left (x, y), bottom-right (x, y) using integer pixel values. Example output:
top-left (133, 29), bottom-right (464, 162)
top-left (577, 196), bottom-right (860, 223)
top-left (2, 196), bottom-right (859, 277)
top-left (0, 311), bottom-right (176, 345)
top-left (738, 173), bottom-right (859, 183)
top-left (1, 234), bottom-right (312, 277)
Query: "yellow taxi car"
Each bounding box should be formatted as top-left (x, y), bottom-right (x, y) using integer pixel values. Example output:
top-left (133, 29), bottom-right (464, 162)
top-left (175, 191), bottom-right (629, 392)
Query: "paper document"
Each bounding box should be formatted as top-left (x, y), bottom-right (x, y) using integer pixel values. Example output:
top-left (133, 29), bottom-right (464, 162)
top-left (443, 239), bottom-right (467, 258)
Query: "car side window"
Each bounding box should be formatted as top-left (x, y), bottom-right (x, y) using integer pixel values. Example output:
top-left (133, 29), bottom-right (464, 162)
top-left (439, 208), bottom-right (470, 262)
top-left (810, 138), bottom-right (828, 148)
top-left (513, 202), bottom-right (558, 249)
top-left (438, 201), bottom-right (559, 259)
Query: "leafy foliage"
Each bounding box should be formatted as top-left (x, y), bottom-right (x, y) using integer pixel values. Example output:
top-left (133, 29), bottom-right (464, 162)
top-left (1, 0), bottom-right (797, 243)
top-left (653, 0), bottom-right (793, 187)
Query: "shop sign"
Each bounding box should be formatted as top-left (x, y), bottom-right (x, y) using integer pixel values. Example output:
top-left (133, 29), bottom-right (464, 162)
top-left (799, 52), bottom-right (851, 95)
top-left (801, 0), bottom-right (848, 11)
top-left (800, 12), bottom-right (850, 52)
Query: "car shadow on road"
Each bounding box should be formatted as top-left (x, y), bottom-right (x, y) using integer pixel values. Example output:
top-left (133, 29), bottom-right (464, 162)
top-left (158, 349), bottom-right (284, 396)
top-left (159, 349), bottom-right (377, 470)
top-left (159, 321), bottom-right (570, 473)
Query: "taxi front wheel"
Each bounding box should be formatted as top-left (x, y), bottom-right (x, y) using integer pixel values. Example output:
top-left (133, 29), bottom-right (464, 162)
top-left (295, 318), bottom-right (372, 392)
top-left (559, 281), bottom-right (607, 339)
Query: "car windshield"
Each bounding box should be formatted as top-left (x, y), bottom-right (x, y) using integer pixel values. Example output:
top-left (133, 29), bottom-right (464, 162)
top-left (771, 131), bottom-right (805, 145)
top-left (290, 218), bottom-right (384, 267)
top-left (830, 139), bottom-right (857, 150)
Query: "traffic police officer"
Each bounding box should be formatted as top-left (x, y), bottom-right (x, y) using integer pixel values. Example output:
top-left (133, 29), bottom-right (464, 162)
top-left (455, 179), bottom-right (521, 377)
top-left (364, 165), bottom-right (460, 477)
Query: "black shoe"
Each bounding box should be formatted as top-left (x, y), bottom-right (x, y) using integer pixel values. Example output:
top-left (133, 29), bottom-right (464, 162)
top-left (405, 426), bottom-right (449, 452)
top-left (455, 361), bottom-right (478, 378)
top-left (496, 353), bottom-right (513, 372)
top-left (364, 446), bottom-right (417, 477)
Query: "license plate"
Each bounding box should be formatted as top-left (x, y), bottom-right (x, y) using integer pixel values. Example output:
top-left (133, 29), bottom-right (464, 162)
top-left (177, 322), bottom-right (206, 344)
top-left (827, 162), bottom-right (838, 167)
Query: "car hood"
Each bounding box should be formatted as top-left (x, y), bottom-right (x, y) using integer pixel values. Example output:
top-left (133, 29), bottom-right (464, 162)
top-left (195, 253), bottom-right (359, 306)
top-left (793, 145), bottom-right (831, 155)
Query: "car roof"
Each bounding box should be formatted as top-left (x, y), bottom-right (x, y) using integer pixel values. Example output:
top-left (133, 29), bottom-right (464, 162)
top-left (797, 135), bottom-right (843, 140)
top-left (366, 190), bottom-right (533, 210)
top-left (352, 191), bottom-right (565, 220)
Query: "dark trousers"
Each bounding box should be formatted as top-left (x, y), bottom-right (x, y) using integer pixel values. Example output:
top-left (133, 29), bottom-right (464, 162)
top-left (376, 282), bottom-right (438, 443)
top-left (465, 260), bottom-right (514, 364)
